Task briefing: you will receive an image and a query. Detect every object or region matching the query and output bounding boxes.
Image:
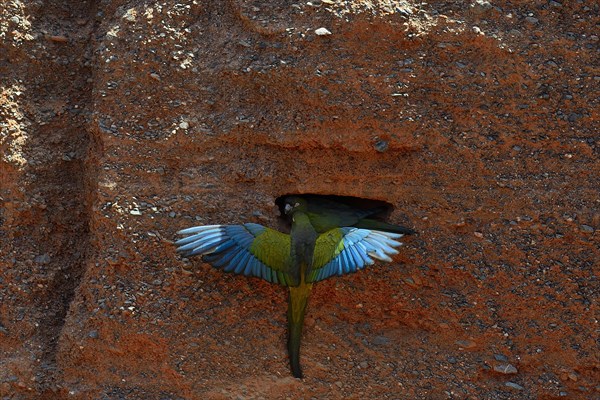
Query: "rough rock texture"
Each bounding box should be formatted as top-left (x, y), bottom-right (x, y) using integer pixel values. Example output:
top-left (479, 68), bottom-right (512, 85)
top-left (1, 0), bottom-right (598, 399)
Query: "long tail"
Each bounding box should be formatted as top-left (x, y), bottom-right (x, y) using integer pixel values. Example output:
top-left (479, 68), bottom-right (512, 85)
top-left (354, 218), bottom-right (416, 235)
top-left (287, 284), bottom-right (312, 379)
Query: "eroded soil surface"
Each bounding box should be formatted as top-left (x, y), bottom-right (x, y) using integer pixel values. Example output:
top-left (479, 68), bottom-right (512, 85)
top-left (1, 1), bottom-right (598, 399)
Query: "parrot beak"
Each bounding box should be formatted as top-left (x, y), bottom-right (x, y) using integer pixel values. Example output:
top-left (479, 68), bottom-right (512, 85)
top-left (284, 204), bottom-right (293, 214)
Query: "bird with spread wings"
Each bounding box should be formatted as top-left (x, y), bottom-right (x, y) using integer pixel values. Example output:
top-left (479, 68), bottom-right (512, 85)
top-left (175, 196), bottom-right (414, 378)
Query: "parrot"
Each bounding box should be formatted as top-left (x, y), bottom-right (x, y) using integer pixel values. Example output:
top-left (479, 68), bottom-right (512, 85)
top-left (175, 200), bottom-right (413, 378)
top-left (279, 195), bottom-right (416, 235)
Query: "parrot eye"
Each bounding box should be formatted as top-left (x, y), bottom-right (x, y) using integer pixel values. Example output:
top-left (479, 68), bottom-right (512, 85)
top-left (294, 202), bottom-right (300, 207)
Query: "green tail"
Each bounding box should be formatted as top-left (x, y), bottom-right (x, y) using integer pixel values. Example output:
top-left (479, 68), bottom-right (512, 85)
top-left (354, 218), bottom-right (416, 235)
top-left (287, 284), bottom-right (312, 379)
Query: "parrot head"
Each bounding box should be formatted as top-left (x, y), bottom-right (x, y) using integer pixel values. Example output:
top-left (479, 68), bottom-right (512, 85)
top-left (283, 196), bottom-right (307, 215)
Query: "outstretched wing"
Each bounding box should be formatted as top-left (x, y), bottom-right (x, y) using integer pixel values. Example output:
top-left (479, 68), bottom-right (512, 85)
top-left (308, 228), bottom-right (404, 283)
top-left (175, 223), bottom-right (294, 285)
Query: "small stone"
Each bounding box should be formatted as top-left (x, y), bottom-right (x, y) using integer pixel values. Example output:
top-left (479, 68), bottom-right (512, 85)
top-left (372, 336), bottom-right (390, 345)
top-left (130, 208), bottom-right (142, 215)
top-left (494, 363), bottom-right (518, 374)
top-left (494, 353), bottom-right (509, 362)
top-left (447, 356), bottom-right (457, 364)
top-left (359, 361), bottom-right (369, 368)
top-left (149, 73), bottom-right (161, 81)
top-left (88, 330), bottom-right (99, 339)
top-left (549, 1), bottom-right (562, 7)
top-left (471, 0), bottom-right (492, 12)
top-left (580, 225), bottom-right (594, 233)
top-left (169, 211), bottom-right (176, 218)
top-left (152, 279), bottom-right (162, 286)
top-left (179, 121), bottom-right (189, 129)
top-left (123, 9), bottom-right (136, 22)
top-left (505, 382), bottom-right (524, 390)
top-left (474, 231), bottom-right (484, 238)
top-left (456, 340), bottom-right (477, 349)
top-left (334, 381), bottom-right (342, 388)
top-left (373, 139), bottom-right (388, 153)
top-left (525, 16), bottom-right (538, 24)
top-left (315, 27), bottom-right (332, 36)
top-left (567, 372), bottom-right (578, 381)
top-left (34, 254), bottom-right (51, 264)
top-left (472, 26), bottom-right (484, 35)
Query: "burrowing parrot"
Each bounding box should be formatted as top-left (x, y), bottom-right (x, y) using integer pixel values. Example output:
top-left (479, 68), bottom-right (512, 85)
top-left (175, 199), bottom-right (413, 378)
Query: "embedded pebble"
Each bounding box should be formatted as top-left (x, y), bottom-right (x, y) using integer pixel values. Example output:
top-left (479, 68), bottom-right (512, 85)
top-left (34, 254), bottom-right (51, 264)
top-left (580, 225), bottom-right (594, 233)
top-left (505, 382), bottom-right (524, 390)
top-left (372, 335), bottom-right (390, 345)
top-left (494, 363), bottom-right (518, 374)
top-left (373, 139), bottom-right (388, 153)
top-left (473, 26), bottom-right (484, 35)
top-left (456, 339), bottom-right (476, 349)
top-left (471, 0), bottom-right (492, 12)
top-left (315, 27), bottom-right (332, 36)
top-left (525, 16), bottom-right (538, 24)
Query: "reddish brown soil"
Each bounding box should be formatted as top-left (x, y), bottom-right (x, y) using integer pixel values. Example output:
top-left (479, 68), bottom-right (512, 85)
top-left (1, 1), bottom-right (598, 399)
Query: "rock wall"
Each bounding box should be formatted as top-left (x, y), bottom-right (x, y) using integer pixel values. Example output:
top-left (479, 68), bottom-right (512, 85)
top-left (1, 1), bottom-right (597, 399)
